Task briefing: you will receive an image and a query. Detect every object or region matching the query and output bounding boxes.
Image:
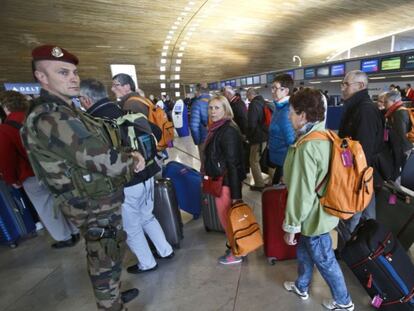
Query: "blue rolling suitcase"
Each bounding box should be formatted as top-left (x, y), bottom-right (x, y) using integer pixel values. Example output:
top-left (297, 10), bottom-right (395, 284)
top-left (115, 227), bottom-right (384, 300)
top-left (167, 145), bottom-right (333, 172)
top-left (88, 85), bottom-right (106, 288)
top-left (163, 161), bottom-right (201, 219)
top-left (342, 219), bottom-right (414, 310)
top-left (0, 180), bottom-right (36, 248)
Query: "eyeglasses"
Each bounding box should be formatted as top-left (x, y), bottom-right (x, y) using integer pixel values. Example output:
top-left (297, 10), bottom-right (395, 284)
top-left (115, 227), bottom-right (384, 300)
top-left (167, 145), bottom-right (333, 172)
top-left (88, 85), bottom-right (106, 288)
top-left (271, 86), bottom-right (285, 91)
top-left (341, 81), bottom-right (360, 88)
top-left (112, 82), bottom-right (122, 87)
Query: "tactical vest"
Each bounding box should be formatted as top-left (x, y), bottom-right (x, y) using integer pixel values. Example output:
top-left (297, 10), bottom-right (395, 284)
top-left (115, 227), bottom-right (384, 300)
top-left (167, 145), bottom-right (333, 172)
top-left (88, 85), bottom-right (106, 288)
top-left (21, 102), bottom-right (131, 201)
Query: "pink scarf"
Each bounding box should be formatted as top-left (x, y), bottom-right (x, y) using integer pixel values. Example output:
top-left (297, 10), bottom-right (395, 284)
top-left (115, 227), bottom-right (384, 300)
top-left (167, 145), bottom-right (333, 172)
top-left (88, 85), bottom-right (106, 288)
top-left (204, 118), bottom-right (231, 147)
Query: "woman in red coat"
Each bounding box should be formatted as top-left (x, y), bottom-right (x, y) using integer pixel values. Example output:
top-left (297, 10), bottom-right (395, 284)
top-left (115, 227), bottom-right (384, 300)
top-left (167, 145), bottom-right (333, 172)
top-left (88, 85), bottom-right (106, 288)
top-left (0, 90), bottom-right (79, 248)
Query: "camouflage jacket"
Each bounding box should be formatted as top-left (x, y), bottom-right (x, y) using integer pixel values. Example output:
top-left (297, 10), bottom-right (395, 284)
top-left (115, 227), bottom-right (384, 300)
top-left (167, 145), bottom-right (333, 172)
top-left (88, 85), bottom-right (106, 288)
top-left (21, 90), bottom-right (135, 225)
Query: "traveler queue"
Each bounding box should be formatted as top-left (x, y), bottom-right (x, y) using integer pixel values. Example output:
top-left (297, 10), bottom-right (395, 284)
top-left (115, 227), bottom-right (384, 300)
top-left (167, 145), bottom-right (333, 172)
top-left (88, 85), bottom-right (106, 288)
top-left (0, 43), bottom-right (413, 311)
top-left (195, 71), bottom-right (413, 311)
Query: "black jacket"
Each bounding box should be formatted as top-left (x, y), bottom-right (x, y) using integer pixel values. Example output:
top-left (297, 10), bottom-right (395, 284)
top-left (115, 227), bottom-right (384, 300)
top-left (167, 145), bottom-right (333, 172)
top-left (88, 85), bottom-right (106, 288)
top-left (204, 121), bottom-right (246, 199)
top-left (230, 96), bottom-right (248, 136)
top-left (87, 98), bottom-right (161, 186)
top-left (388, 109), bottom-right (413, 153)
top-left (86, 98), bottom-right (123, 119)
top-left (247, 95), bottom-right (268, 144)
top-left (338, 89), bottom-right (383, 166)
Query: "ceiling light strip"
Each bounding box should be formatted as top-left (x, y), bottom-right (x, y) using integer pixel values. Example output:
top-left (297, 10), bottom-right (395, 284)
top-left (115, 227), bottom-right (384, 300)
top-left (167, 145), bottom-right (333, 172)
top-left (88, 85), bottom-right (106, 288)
top-left (167, 0), bottom-right (210, 84)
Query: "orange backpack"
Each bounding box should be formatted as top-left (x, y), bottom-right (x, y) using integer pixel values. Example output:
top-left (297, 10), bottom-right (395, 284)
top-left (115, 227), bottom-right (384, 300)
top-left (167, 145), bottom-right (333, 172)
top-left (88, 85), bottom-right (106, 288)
top-left (128, 96), bottom-right (174, 150)
top-left (297, 130), bottom-right (374, 220)
top-left (227, 201), bottom-right (263, 256)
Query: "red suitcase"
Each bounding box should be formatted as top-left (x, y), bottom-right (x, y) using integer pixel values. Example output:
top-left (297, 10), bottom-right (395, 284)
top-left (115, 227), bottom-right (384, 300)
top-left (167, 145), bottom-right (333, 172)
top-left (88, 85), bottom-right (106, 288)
top-left (262, 185), bottom-right (297, 264)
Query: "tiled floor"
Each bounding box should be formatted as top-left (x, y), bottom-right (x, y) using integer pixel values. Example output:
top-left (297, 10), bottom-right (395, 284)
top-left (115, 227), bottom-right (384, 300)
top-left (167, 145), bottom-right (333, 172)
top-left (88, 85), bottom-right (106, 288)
top-left (0, 135), bottom-right (413, 311)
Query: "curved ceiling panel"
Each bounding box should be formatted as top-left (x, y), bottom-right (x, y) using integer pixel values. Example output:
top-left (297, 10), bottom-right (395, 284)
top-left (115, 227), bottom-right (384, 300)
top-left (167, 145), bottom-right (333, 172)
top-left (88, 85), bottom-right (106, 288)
top-left (1, 0), bottom-right (414, 96)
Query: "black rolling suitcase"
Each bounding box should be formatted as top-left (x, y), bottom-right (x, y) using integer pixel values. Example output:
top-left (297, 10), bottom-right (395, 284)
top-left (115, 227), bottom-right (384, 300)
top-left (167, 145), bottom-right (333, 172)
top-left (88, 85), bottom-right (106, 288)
top-left (0, 180), bottom-right (36, 248)
top-left (342, 219), bottom-right (414, 310)
top-left (153, 178), bottom-right (183, 248)
top-left (376, 182), bottom-right (414, 251)
top-left (201, 193), bottom-right (224, 233)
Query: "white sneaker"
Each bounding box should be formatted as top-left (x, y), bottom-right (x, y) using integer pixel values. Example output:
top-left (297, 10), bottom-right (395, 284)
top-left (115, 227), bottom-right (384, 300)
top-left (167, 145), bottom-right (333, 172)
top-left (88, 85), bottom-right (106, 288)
top-left (283, 281), bottom-right (309, 300)
top-left (322, 299), bottom-right (355, 311)
top-left (35, 222), bottom-right (44, 231)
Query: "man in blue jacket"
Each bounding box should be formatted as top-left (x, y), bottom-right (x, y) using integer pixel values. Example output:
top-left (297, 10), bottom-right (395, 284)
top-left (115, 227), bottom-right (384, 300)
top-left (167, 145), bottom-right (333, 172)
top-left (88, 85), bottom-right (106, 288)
top-left (268, 74), bottom-right (296, 185)
top-left (190, 83), bottom-right (210, 164)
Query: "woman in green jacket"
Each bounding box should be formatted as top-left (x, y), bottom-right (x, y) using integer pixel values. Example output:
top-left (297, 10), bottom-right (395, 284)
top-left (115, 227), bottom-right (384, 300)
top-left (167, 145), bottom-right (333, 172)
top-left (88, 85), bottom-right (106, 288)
top-left (282, 88), bottom-right (354, 311)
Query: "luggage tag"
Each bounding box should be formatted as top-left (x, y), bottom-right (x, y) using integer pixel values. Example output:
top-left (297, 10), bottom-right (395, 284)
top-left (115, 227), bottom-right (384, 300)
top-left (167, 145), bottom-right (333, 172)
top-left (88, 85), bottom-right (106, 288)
top-left (371, 295), bottom-right (383, 308)
top-left (341, 149), bottom-right (353, 167)
top-left (388, 193), bottom-right (397, 205)
top-left (383, 129), bottom-right (389, 142)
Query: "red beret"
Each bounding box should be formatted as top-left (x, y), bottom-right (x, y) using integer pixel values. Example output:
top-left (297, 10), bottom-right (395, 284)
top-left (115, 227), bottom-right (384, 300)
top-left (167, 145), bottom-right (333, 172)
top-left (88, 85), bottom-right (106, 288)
top-left (31, 45), bottom-right (79, 65)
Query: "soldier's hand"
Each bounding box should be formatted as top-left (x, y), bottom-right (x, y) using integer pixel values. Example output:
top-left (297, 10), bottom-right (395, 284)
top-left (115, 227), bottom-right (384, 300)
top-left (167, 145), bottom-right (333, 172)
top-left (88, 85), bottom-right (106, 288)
top-left (131, 151), bottom-right (145, 173)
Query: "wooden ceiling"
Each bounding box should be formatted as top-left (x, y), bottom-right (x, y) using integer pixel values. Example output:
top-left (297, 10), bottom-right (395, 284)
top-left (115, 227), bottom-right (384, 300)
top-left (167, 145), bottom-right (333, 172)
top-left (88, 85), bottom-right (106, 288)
top-left (1, 0), bottom-right (414, 96)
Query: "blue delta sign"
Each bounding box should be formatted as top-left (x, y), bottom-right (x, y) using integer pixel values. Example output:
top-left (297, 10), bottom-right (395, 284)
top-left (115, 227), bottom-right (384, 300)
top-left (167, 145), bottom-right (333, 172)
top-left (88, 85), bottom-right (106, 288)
top-left (4, 83), bottom-right (41, 95)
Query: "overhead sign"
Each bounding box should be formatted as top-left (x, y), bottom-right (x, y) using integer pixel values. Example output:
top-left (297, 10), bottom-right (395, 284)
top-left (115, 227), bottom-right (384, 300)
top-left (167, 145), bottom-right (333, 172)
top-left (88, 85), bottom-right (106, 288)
top-left (381, 56), bottom-right (401, 71)
top-left (4, 83), bottom-right (41, 95)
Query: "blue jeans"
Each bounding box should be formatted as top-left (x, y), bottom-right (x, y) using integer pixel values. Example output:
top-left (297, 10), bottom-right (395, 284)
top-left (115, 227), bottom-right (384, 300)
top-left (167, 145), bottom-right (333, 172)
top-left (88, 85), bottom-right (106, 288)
top-left (295, 234), bottom-right (352, 305)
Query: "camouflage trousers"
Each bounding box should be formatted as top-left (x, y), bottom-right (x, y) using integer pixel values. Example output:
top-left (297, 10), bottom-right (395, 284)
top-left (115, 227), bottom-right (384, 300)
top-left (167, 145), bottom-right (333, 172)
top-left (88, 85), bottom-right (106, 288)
top-left (60, 190), bottom-right (127, 311)
top-left (85, 224), bottom-right (127, 311)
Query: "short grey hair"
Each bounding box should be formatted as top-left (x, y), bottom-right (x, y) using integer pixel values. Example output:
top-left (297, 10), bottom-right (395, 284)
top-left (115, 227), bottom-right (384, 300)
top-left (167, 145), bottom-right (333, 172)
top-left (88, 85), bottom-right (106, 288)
top-left (384, 90), bottom-right (402, 103)
top-left (80, 79), bottom-right (108, 104)
top-left (112, 73), bottom-right (136, 92)
top-left (223, 86), bottom-right (235, 96)
top-left (246, 87), bottom-right (258, 98)
top-left (346, 70), bottom-right (368, 88)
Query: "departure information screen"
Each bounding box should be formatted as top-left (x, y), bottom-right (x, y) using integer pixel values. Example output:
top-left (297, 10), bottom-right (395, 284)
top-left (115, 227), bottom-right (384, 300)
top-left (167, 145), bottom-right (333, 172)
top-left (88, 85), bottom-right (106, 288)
top-left (317, 66), bottom-right (330, 77)
top-left (285, 71), bottom-right (294, 78)
top-left (404, 54), bottom-right (414, 69)
top-left (304, 68), bottom-right (315, 79)
top-left (381, 57), bottom-right (401, 71)
top-left (361, 59), bottom-right (379, 73)
top-left (331, 64), bottom-right (345, 76)
top-left (267, 73), bottom-right (275, 84)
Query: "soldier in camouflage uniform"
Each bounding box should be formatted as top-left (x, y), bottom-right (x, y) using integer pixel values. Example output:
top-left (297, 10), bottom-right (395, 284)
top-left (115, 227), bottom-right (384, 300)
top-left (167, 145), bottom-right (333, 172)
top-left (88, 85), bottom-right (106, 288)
top-left (21, 45), bottom-right (143, 311)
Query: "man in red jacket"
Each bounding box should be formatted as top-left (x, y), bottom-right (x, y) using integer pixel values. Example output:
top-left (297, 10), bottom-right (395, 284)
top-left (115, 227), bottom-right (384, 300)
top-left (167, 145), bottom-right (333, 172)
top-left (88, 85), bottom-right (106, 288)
top-left (0, 90), bottom-right (80, 248)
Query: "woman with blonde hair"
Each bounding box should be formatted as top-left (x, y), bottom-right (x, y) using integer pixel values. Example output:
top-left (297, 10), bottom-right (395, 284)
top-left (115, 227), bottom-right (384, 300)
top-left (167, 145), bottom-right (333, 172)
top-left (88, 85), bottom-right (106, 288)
top-left (203, 95), bottom-right (246, 265)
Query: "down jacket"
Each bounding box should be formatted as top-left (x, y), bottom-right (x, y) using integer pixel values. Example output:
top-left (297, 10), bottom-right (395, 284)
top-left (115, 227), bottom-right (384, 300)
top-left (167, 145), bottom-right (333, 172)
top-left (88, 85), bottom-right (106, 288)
top-left (268, 98), bottom-right (295, 166)
top-left (190, 93), bottom-right (210, 145)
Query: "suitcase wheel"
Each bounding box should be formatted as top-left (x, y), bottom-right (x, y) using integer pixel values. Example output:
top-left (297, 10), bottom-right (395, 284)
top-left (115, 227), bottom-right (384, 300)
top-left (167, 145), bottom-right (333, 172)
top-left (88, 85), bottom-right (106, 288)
top-left (9, 243), bottom-right (17, 249)
top-left (267, 257), bottom-right (277, 265)
top-left (204, 226), bottom-right (211, 232)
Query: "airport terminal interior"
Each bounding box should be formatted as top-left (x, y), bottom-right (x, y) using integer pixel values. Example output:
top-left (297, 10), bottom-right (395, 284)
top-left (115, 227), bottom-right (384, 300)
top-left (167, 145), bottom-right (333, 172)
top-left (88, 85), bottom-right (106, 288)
top-left (2, 0), bottom-right (414, 311)
top-left (1, 136), bottom-right (412, 311)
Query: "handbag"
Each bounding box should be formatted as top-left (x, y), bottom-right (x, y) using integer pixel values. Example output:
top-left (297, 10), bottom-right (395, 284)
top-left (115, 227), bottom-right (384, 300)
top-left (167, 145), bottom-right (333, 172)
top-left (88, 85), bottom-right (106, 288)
top-left (202, 175), bottom-right (223, 197)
